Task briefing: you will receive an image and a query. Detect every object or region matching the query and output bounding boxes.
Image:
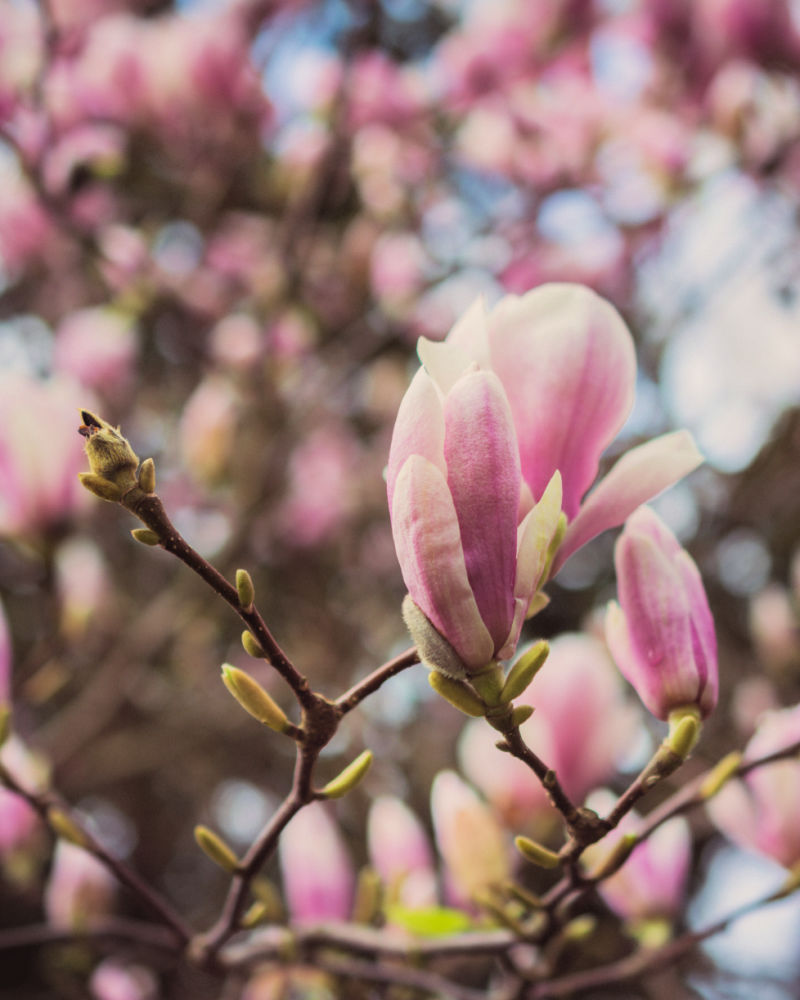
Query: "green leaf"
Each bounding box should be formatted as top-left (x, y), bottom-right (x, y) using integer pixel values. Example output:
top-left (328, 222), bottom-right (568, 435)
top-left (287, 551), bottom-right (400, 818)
top-left (385, 904), bottom-right (472, 937)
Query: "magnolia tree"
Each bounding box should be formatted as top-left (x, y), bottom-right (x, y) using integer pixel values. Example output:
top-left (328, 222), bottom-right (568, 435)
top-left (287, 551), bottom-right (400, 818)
top-left (2, 1), bottom-right (800, 998)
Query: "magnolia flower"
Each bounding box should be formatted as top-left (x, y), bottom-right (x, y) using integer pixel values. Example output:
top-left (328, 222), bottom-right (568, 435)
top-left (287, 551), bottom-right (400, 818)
top-left (459, 634), bottom-right (641, 833)
top-left (389, 284), bottom-right (702, 674)
top-left (584, 790), bottom-right (691, 925)
top-left (606, 506), bottom-right (718, 720)
top-left (430, 770), bottom-right (510, 906)
top-left (707, 704), bottom-right (800, 869)
top-left (367, 796), bottom-right (438, 908)
top-left (278, 803), bottom-right (354, 924)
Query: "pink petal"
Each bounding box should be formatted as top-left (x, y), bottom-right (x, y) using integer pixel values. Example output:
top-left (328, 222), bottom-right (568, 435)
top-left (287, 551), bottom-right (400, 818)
top-left (386, 369), bottom-right (445, 514)
top-left (488, 284), bottom-right (636, 519)
top-left (391, 454), bottom-right (494, 669)
top-left (418, 296), bottom-right (490, 392)
top-left (443, 370), bottom-right (520, 652)
top-left (553, 430), bottom-right (704, 574)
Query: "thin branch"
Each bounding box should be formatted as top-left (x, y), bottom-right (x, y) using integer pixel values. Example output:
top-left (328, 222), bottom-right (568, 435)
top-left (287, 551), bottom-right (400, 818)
top-left (335, 646), bottom-right (419, 714)
top-left (0, 918), bottom-right (180, 955)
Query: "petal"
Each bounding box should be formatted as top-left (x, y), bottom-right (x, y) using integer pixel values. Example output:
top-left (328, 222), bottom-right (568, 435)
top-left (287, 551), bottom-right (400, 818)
top-left (553, 430), bottom-right (704, 574)
top-left (488, 284), bottom-right (636, 518)
top-left (444, 370), bottom-right (520, 651)
top-left (391, 455), bottom-right (495, 670)
top-left (418, 297), bottom-right (490, 393)
top-left (386, 368), bottom-right (445, 513)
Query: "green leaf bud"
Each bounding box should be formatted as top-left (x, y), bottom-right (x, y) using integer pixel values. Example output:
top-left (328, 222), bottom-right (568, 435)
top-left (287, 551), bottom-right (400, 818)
top-left (131, 528), bottom-right (160, 546)
top-left (585, 832), bottom-right (639, 881)
top-left (510, 704), bottom-right (535, 727)
top-left (194, 825), bottom-right (239, 873)
top-left (514, 835), bottom-right (561, 869)
top-left (500, 641), bottom-right (549, 704)
top-left (402, 595), bottom-right (467, 678)
top-left (221, 664), bottom-right (289, 733)
top-left (0, 704), bottom-right (10, 748)
top-left (78, 410), bottom-right (139, 486)
top-left (699, 751), bottom-right (742, 801)
top-left (321, 750), bottom-right (373, 799)
top-left (241, 630), bottom-right (265, 658)
top-left (137, 457), bottom-right (156, 494)
top-left (428, 671), bottom-right (485, 717)
top-left (235, 569), bottom-right (255, 610)
top-left (79, 473), bottom-right (123, 503)
top-left (667, 706), bottom-right (701, 760)
top-left (48, 808), bottom-right (90, 848)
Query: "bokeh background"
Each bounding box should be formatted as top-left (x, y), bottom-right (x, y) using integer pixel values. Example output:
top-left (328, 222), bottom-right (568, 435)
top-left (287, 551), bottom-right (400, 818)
top-left (1, 0), bottom-right (800, 997)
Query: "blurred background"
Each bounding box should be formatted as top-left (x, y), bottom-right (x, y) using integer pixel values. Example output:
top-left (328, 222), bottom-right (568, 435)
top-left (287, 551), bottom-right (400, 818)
top-left (1, 0), bottom-right (800, 997)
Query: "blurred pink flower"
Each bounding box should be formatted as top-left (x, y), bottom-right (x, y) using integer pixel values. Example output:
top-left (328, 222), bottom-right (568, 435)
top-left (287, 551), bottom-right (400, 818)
top-left (45, 841), bottom-right (116, 930)
top-left (584, 790), bottom-right (691, 924)
top-left (53, 307), bottom-right (138, 393)
top-left (55, 538), bottom-right (110, 639)
top-left (369, 232), bottom-right (428, 308)
top-left (0, 163), bottom-right (53, 276)
top-left (430, 770), bottom-right (510, 907)
top-left (606, 506), bottom-right (718, 721)
top-left (89, 960), bottom-right (157, 1000)
top-left (278, 803), bottom-right (354, 924)
top-left (367, 796), bottom-right (438, 908)
top-left (178, 376), bottom-right (239, 486)
top-left (459, 634), bottom-right (640, 832)
top-left (707, 703), bottom-right (800, 869)
top-left (0, 372), bottom-right (91, 535)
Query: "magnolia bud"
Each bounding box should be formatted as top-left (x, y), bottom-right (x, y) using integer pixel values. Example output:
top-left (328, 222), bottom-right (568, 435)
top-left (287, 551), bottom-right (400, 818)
top-left (321, 750), bottom-right (374, 799)
top-left (402, 596), bottom-right (468, 678)
top-left (194, 825), bottom-right (239, 873)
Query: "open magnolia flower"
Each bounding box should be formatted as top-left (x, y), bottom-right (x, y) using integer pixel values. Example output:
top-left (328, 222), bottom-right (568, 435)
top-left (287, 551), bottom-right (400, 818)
top-left (388, 283), bottom-right (703, 674)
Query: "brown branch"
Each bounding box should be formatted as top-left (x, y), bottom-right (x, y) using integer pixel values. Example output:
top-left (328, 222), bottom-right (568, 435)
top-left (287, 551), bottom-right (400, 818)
top-left (0, 918), bottom-right (180, 955)
top-left (335, 646), bottom-right (419, 714)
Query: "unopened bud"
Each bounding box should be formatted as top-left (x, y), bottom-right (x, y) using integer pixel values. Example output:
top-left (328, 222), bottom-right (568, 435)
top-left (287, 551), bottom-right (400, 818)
top-left (79, 473), bottom-right (123, 503)
top-left (137, 457), bottom-right (156, 494)
top-left (514, 835), bottom-right (561, 869)
top-left (131, 528), bottom-right (160, 546)
top-left (402, 596), bottom-right (467, 678)
top-left (699, 752), bottom-right (742, 801)
top-left (586, 832), bottom-right (638, 881)
top-left (321, 750), bottom-right (373, 799)
top-left (428, 671), bottom-right (485, 717)
top-left (194, 825), bottom-right (239, 873)
top-left (78, 410), bottom-right (139, 486)
top-left (667, 707), bottom-right (701, 760)
top-left (221, 665), bottom-right (289, 733)
top-left (236, 569), bottom-right (255, 610)
top-left (48, 808), bottom-right (89, 848)
top-left (241, 630), bottom-right (265, 658)
top-left (0, 704), bottom-right (10, 747)
top-left (241, 900), bottom-right (269, 928)
top-left (511, 704), bottom-right (534, 726)
top-left (501, 641), bottom-right (549, 704)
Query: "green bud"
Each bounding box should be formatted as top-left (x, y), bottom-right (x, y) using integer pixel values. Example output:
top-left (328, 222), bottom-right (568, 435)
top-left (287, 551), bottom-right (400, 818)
top-left (500, 641), bottom-right (549, 704)
top-left (194, 825), bottom-right (239, 873)
top-left (138, 457), bottom-right (156, 494)
top-left (514, 835), bottom-right (561, 870)
top-left (525, 591), bottom-right (551, 619)
top-left (48, 808), bottom-right (89, 848)
top-left (221, 664), bottom-right (289, 733)
top-left (250, 878), bottom-right (285, 921)
top-left (667, 706), bottom-right (701, 759)
top-left (0, 704), bottom-right (10, 748)
top-left (78, 473), bottom-right (123, 503)
top-left (236, 569), bottom-right (255, 610)
top-left (241, 630), bottom-right (265, 658)
top-left (321, 750), bottom-right (373, 799)
top-left (469, 662), bottom-right (504, 706)
top-left (586, 832), bottom-right (639, 881)
top-left (511, 704), bottom-right (534, 726)
top-left (563, 915), bottom-right (597, 941)
top-left (351, 867), bottom-right (383, 924)
top-left (131, 528), bottom-right (160, 546)
top-left (699, 752), bottom-right (742, 801)
top-left (240, 900), bottom-right (269, 929)
top-left (78, 410), bottom-right (139, 486)
top-left (402, 596), bottom-right (467, 678)
top-left (428, 671), bottom-right (485, 717)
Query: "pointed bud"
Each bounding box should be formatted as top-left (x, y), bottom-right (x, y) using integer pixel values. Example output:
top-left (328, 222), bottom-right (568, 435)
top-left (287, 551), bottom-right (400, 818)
top-left (514, 835), bottom-right (561, 869)
top-left (469, 662), bottom-right (504, 705)
top-left (78, 410), bottom-right (139, 487)
top-left (428, 671), bottom-right (485, 717)
top-left (221, 665), bottom-right (289, 733)
top-left (236, 569), bottom-right (255, 610)
top-left (667, 707), bottom-right (701, 759)
top-left (194, 825), bottom-right (239, 873)
top-left (0, 704), bottom-right (10, 747)
top-left (79, 473), bottom-right (123, 503)
top-left (402, 596), bottom-right (468, 678)
top-left (321, 750), bottom-right (373, 799)
top-left (48, 808), bottom-right (90, 848)
top-left (241, 630), bottom-right (265, 658)
top-left (586, 832), bottom-right (639, 881)
top-left (500, 641), bottom-right (550, 704)
top-left (240, 900), bottom-right (269, 928)
top-left (137, 458), bottom-right (156, 495)
top-left (351, 867), bottom-right (382, 924)
top-left (250, 877), bottom-right (285, 921)
top-left (510, 704), bottom-right (535, 727)
top-left (699, 752), bottom-right (742, 800)
top-left (131, 528), bottom-right (160, 546)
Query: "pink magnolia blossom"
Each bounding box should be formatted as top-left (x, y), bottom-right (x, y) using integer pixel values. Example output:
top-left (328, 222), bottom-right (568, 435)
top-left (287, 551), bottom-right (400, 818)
top-left (367, 796), bottom-right (438, 908)
top-left (53, 307), bottom-right (138, 393)
top-left (0, 372), bottom-right (91, 535)
top-left (430, 771), bottom-right (510, 907)
top-left (584, 790), bottom-right (691, 924)
top-left (89, 961), bottom-right (157, 1000)
top-left (707, 704), bottom-right (800, 869)
top-left (278, 803), bottom-right (354, 924)
top-left (606, 506), bottom-right (717, 721)
top-left (459, 634), bottom-right (641, 832)
top-left (178, 376), bottom-right (239, 486)
top-left (388, 358), bottom-right (562, 674)
top-left (44, 841), bottom-right (116, 930)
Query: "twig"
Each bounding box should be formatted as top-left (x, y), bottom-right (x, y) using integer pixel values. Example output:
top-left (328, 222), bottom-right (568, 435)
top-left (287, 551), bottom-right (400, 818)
top-left (335, 646), bottom-right (419, 714)
top-left (0, 918), bottom-right (180, 955)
